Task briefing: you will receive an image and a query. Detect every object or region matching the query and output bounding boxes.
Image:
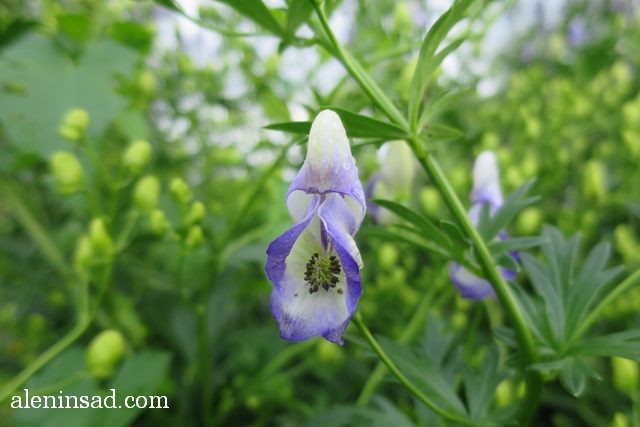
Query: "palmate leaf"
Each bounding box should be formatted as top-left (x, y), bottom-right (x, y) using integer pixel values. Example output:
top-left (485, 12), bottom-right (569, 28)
top-left (461, 347), bottom-right (507, 423)
top-left (574, 330), bottom-right (640, 361)
top-left (529, 356), bottom-right (600, 397)
top-left (264, 107), bottom-right (408, 141)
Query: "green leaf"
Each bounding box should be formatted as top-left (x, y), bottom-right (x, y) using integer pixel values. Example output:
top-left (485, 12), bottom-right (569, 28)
top-left (286, 0), bottom-right (313, 34)
top-left (575, 330), bottom-right (640, 360)
top-left (263, 120), bottom-right (311, 134)
top-left (477, 180), bottom-right (539, 242)
top-left (371, 199), bottom-right (452, 250)
top-left (418, 87), bottom-right (473, 130)
top-left (216, 0), bottom-right (284, 35)
top-left (326, 107), bottom-right (409, 139)
top-left (0, 34), bottom-right (138, 156)
top-left (408, 0), bottom-right (473, 129)
top-left (489, 236), bottom-right (548, 258)
top-left (265, 108), bottom-right (408, 140)
top-left (101, 351), bottom-right (171, 427)
top-left (559, 357), bottom-right (595, 397)
top-left (421, 123), bottom-right (464, 142)
top-left (359, 226), bottom-right (451, 260)
top-left (377, 337), bottom-right (468, 416)
top-left (57, 14), bottom-right (93, 42)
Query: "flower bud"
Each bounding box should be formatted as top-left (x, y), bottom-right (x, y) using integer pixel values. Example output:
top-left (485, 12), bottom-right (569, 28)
top-left (133, 175), bottom-right (160, 212)
top-left (583, 160), bottom-right (607, 202)
top-left (419, 187), bottom-right (441, 217)
top-left (377, 243), bottom-right (399, 270)
top-left (185, 201), bottom-right (206, 225)
top-left (316, 339), bottom-right (344, 365)
top-left (611, 412), bottom-right (629, 427)
top-left (149, 209), bottom-right (170, 235)
top-left (58, 108), bottom-right (90, 142)
top-left (170, 177), bottom-right (192, 205)
top-left (89, 218), bottom-right (113, 257)
top-left (495, 379), bottom-right (513, 407)
top-left (305, 110), bottom-right (355, 192)
top-left (517, 207), bottom-right (543, 235)
top-left (49, 151), bottom-right (85, 194)
top-left (86, 329), bottom-right (126, 379)
top-left (185, 225), bottom-right (203, 248)
top-left (615, 224), bottom-right (640, 266)
top-left (137, 70), bottom-right (157, 95)
top-left (123, 139), bottom-right (152, 174)
top-left (611, 356), bottom-right (638, 393)
top-left (74, 234), bottom-right (93, 271)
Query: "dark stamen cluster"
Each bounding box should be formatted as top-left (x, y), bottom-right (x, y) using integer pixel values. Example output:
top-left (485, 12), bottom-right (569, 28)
top-left (304, 252), bottom-right (341, 294)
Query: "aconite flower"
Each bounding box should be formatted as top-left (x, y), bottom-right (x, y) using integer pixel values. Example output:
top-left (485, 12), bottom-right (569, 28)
top-left (265, 110), bottom-right (365, 344)
top-left (449, 151), bottom-right (517, 299)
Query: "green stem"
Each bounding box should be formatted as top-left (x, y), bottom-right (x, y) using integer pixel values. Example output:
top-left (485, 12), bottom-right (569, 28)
top-left (310, 0), bottom-right (408, 129)
top-left (353, 313), bottom-right (476, 426)
top-left (357, 285), bottom-right (436, 405)
top-left (0, 318), bottom-right (89, 404)
top-left (571, 267), bottom-right (640, 344)
top-left (407, 143), bottom-right (542, 424)
top-left (3, 183), bottom-right (69, 276)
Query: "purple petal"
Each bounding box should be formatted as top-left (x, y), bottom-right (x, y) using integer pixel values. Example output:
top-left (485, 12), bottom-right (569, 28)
top-left (449, 263), bottom-right (496, 300)
top-left (471, 151), bottom-right (503, 207)
top-left (267, 197), bottom-right (362, 344)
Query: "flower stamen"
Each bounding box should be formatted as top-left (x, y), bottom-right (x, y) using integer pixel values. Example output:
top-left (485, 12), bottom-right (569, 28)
top-left (304, 252), bottom-right (341, 294)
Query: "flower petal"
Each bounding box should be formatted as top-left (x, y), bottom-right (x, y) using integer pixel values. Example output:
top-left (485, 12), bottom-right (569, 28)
top-left (471, 151), bottom-right (503, 207)
top-left (287, 110), bottom-right (365, 225)
top-left (319, 193), bottom-right (363, 268)
top-left (449, 263), bottom-right (496, 300)
top-left (268, 216), bottom-right (353, 344)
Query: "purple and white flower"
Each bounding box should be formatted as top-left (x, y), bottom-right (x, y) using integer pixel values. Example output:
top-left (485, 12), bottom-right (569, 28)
top-left (450, 151), bottom-right (517, 300)
top-left (265, 110), bottom-right (365, 344)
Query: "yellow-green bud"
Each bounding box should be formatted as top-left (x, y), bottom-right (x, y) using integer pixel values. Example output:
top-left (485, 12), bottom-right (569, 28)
top-left (123, 139), bottom-right (152, 173)
top-left (185, 225), bottom-right (203, 248)
top-left (615, 224), bottom-right (640, 266)
top-left (419, 187), bottom-right (441, 217)
top-left (583, 160), bottom-right (607, 202)
top-left (611, 356), bottom-right (638, 393)
top-left (452, 311), bottom-right (467, 330)
top-left (495, 379), bottom-right (513, 407)
top-left (611, 412), bottom-right (630, 427)
top-left (517, 207), bottom-right (543, 235)
top-left (133, 175), bottom-right (160, 212)
top-left (59, 108), bottom-right (90, 141)
top-left (377, 243), bottom-right (399, 270)
top-left (170, 177), bottom-right (192, 205)
top-left (86, 330), bottom-right (126, 379)
top-left (137, 70), bottom-right (157, 95)
top-left (481, 132), bottom-right (499, 150)
top-left (185, 201), bottom-right (206, 225)
top-left (89, 218), bottom-right (113, 257)
top-left (316, 339), bottom-right (344, 362)
top-left (392, 2), bottom-right (411, 33)
top-left (49, 151), bottom-right (85, 194)
top-left (149, 209), bottom-right (170, 235)
top-left (74, 234), bottom-right (93, 271)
